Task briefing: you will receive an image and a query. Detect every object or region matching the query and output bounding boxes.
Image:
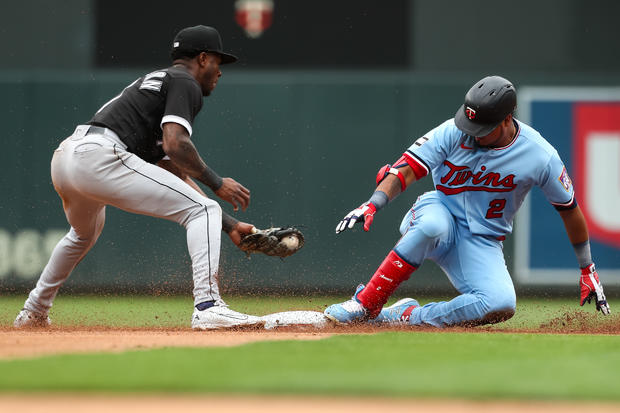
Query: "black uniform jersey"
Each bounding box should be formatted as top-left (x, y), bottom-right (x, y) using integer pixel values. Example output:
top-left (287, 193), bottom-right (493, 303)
top-left (88, 66), bottom-right (203, 163)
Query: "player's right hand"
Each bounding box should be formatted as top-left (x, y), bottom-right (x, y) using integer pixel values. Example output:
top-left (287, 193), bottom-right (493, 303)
top-left (215, 177), bottom-right (250, 211)
top-left (579, 264), bottom-right (610, 315)
top-left (228, 221), bottom-right (255, 246)
top-left (335, 203), bottom-right (377, 234)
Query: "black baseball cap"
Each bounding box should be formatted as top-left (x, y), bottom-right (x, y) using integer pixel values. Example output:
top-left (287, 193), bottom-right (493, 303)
top-left (171, 25), bottom-right (238, 64)
top-left (454, 75), bottom-right (517, 137)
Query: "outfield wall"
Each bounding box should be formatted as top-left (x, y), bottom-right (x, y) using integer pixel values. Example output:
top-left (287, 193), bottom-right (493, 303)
top-left (1, 71), bottom-right (619, 294)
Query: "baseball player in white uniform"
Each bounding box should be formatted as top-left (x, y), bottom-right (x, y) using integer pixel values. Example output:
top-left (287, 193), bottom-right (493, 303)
top-left (15, 25), bottom-right (263, 330)
top-left (325, 75), bottom-right (610, 327)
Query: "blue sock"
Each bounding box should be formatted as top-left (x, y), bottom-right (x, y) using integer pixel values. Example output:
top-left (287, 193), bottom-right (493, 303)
top-left (195, 300), bottom-right (215, 311)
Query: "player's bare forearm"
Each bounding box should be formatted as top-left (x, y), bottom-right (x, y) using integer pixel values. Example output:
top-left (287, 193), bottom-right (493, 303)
top-left (162, 123), bottom-right (249, 210)
top-left (376, 165), bottom-right (418, 200)
top-left (162, 122), bottom-right (223, 190)
top-left (158, 159), bottom-right (209, 197)
top-left (558, 205), bottom-right (589, 244)
top-left (157, 159), bottom-right (184, 178)
top-left (185, 177), bottom-right (208, 197)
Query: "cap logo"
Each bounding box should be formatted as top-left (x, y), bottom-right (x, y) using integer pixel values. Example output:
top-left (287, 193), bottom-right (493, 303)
top-left (465, 106), bottom-right (476, 120)
top-left (173, 41), bottom-right (179, 48)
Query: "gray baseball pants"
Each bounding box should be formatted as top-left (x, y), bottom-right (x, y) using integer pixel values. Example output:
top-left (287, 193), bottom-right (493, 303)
top-left (23, 125), bottom-right (222, 314)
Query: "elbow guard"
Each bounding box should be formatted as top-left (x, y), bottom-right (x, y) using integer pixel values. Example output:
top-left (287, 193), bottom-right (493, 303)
top-left (376, 164), bottom-right (406, 191)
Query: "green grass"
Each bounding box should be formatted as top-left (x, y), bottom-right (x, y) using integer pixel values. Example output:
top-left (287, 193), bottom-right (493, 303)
top-left (1, 331), bottom-right (619, 399)
top-left (1, 295), bottom-right (619, 400)
top-left (0, 295), bottom-right (342, 327)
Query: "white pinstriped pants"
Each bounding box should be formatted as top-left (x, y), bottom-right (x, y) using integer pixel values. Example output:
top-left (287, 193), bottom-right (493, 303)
top-left (24, 125), bottom-right (222, 314)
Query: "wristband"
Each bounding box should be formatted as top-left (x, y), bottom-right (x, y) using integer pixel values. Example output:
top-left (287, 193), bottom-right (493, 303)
top-left (200, 165), bottom-right (223, 191)
top-left (221, 212), bottom-right (239, 234)
top-left (368, 190), bottom-right (389, 211)
top-left (573, 240), bottom-right (593, 269)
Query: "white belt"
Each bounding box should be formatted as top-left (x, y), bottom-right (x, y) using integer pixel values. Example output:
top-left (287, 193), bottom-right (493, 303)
top-left (72, 125), bottom-right (128, 151)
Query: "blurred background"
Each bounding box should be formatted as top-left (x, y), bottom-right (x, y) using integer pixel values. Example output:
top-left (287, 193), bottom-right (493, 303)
top-left (0, 0), bottom-right (618, 297)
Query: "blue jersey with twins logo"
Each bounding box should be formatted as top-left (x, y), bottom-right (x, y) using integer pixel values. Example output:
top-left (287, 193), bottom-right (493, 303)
top-left (402, 118), bottom-right (576, 237)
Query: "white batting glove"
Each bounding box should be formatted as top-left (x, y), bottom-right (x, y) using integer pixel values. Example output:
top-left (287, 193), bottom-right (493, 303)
top-left (335, 203), bottom-right (377, 234)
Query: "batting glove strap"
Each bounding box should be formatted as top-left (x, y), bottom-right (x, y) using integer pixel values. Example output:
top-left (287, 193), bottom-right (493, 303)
top-left (579, 264), bottom-right (611, 315)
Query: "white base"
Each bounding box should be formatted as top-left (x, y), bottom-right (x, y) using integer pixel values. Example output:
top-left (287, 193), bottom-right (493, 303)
top-left (260, 311), bottom-right (330, 329)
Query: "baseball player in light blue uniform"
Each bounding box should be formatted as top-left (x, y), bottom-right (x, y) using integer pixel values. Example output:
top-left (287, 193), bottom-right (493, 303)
top-left (325, 75), bottom-right (610, 327)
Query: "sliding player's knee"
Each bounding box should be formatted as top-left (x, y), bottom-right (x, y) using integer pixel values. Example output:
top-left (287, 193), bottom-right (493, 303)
top-left (399, 209), bottom-right (415, 234)
top-left (417, 215), bottom-right (450, 239)
top-left (480, 289), bottom-right (516, 323)
top-left (480, 306), bottom-right (515, 325)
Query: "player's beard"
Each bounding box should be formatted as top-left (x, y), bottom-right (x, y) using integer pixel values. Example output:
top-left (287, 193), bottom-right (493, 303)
top-left (203, 68), bottom-right (219, 96)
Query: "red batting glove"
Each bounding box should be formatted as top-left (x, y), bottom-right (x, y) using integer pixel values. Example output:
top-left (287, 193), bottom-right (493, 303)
top-left (361, 203), bottom-right (377, 231)
top-left (580, 264), bottom-right (610, 315)
top-left (335, 202), bottom-right (378, 234)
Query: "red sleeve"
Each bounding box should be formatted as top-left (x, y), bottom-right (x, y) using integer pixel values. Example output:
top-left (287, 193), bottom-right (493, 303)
top-left (397, 153), bottom-right (429, 180)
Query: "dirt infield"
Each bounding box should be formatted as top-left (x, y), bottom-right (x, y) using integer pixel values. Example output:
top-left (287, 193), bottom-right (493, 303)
top-left (2, 394), bottom-right (620, 413)
top-left (0, 327), bottom-right (335, 359)
top-left (1, 309), bottom-right (619, 359)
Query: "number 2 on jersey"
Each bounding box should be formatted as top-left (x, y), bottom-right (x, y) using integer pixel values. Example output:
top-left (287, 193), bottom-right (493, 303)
top-left (486, 199), bottom-right (506, 219)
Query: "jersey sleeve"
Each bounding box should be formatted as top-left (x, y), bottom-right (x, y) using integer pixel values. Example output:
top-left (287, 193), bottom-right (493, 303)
top-left (538, 152), bottom-right (576, 210)
top-left (401, 119), bottom-right (459, 179)
top-left (161, 76), bottom-right (203, 136)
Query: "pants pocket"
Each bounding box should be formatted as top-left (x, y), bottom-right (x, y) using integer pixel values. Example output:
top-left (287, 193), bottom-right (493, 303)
top-left (74, 142), bottom-right (103, 153)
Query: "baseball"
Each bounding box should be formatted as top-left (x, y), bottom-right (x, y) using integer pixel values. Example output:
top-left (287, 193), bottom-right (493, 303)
top-left (281, 234), bottom-right (299, 249)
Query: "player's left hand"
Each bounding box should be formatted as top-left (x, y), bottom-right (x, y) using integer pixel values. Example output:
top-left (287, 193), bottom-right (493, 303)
top-left (335, 202), bottom-right (377, 234)
top-left (228, 221), bottom-right (255, 246)
top-left (580, 264), bottom-right (610, 315)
